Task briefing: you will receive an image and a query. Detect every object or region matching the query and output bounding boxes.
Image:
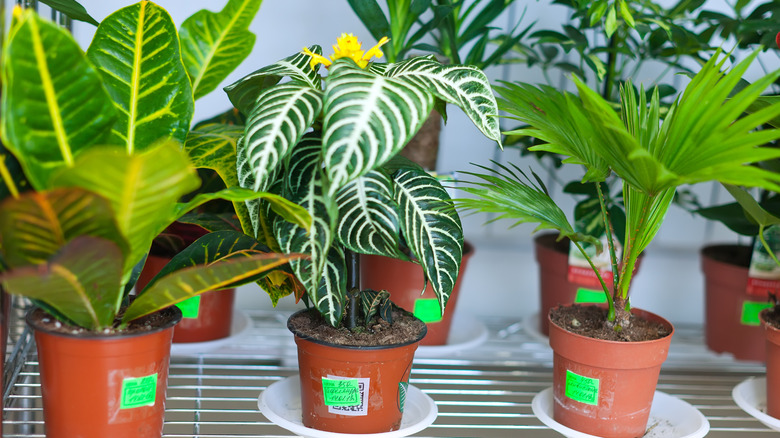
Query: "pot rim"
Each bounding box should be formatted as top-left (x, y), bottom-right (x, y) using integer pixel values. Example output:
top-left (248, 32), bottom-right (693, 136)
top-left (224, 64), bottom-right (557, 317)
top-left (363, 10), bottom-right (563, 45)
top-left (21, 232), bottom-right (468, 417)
top-left (287, 308), bottom-right (427, 350)
top-left (26, 305), bottom-right (182, 340)
top-left (548, 304), bottom-right (675, 346)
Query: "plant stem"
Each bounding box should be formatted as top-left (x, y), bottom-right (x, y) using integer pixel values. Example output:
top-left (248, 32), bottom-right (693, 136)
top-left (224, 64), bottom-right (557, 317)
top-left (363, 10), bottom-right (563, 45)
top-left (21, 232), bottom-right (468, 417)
top-left (595, 182), bottom-right (620, 290)
top-left (345, 250), bottom-right (360, 329)
top-left (602, 33), bottom-right (618, 100)
top-left (572, 239), bottom-right (615, 320)
top-left (0, 155), bottom-right (19, 199)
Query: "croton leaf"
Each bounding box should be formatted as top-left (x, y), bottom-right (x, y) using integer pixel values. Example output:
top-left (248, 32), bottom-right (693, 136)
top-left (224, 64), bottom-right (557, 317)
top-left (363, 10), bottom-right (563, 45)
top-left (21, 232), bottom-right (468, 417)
top-left (392, 163), bottom-right (463, 315)
top-left (122, 249), bottom-right (301, 323)
top-left (0, 143), bottom-right (29, 200)
top-left (240, 83), bottom-right (324, 192)
top-left (322, 59), bottom-right (433, 194)
top-left (224, 45), bottom-right (323, 115)
top-left (0, 187), bottom-right (128, 269)
top-left (335, 170), bottom-right (405, 258)
top-left (0, 236), bottom-right (123, 331)
top-left (38, 0), bottom-right (99, 26)
top-left (86, 1), bottom-right (194, 153)
top-left (49, 142), bottom-right (200, 275)
top-left (384, 56), bottom-right (502, 145)
top-left (180, 0), bottom-right (263, 100)
top-left (1, 8), bottom-right (117, 189)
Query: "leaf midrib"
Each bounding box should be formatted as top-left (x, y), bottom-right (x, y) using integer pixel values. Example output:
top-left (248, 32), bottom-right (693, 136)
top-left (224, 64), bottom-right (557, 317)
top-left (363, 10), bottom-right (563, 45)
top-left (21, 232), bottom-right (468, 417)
top-left (127, 2), bottom-right (148, 154)
top-left (190, 1), bottom-right (250, 94)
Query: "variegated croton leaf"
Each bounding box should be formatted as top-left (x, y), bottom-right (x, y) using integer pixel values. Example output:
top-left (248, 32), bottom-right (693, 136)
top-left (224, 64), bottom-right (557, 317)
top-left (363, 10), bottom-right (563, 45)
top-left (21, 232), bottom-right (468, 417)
top-left (384, 56), bottom-right (501, 145)
top-left (224, 45), bottom-right (323, 115)
top-left (335, 170), bottom-right (405, 259)
top-left (322, 59), bottom-right (434, 194)
top-left (391, 161), bottom-right (464, 315)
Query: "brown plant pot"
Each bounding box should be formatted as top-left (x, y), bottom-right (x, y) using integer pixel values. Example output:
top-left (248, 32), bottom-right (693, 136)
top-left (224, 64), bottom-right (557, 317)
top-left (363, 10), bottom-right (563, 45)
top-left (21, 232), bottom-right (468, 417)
top-left (137, 254), bottom-right (236, 343)
top-left (536, 234), bottom-right (643, 336)
top-left (360, 242), bottom-right (473, 346)
top-left (761, 309), bottom-right (780, 418)
top-left (548, 306), bottom-right (674, 438)
top-left (701, 244), bottom-right (766, 362)
top-left (28, 306), bottom-right (181, 438)
top-left (287, 310), bottom-right (426, 433)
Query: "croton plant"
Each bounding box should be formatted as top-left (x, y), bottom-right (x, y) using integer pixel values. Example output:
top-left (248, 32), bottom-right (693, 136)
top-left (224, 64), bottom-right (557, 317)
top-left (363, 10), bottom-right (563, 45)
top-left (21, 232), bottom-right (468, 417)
top-left (0, 1), bottom-right (309, 332)
top-left (224, 33), bottom-right (502, 327)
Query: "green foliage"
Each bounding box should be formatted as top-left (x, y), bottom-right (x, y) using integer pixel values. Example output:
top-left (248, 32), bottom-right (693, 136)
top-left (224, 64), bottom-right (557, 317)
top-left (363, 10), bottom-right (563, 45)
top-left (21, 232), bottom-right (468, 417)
top-left (360, 289), bottom-right (393, 326)
top-left (38, 0), bottom-right (99, 26)
top-left (226, 36), bottom-right (501, 326)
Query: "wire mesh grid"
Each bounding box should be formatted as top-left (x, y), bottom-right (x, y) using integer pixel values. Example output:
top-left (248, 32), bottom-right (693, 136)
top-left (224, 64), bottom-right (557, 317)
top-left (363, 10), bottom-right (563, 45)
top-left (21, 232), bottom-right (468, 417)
top-left (1, 300), bottom-right (776, 437)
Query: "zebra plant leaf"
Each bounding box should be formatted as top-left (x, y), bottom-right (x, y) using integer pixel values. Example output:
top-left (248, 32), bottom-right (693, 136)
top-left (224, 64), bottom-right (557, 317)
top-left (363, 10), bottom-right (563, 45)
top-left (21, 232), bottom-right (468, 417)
top-left (0, 188), bottom-right (128, 269)
top-left (87, 1), bottom-right (194, 153)
top-left (361, 288), bottom-right (392, 326)
top-left (309, 246), bottom-right (347, 327)
top-left (335, 170), bottom-right (405, 258)
top-left (50, 142), bottom-right (200, 274)
top-left (0, 236), bottom-right (124, 331)
top-left (384, 56), bottom-right (501, 145)
top-left (323, 59), bottom-right (433, 194)
top-left (180, 0), bottom-right (263, 100)
top-left (392, 162), bottom-right (464, 314)
top-left (123, 249), bottom-right (300, 323)
top-left (225, 46), bottom-right (323, 115)
top-left (240, 83), bottom-right (323, 192)
top-left (1, 9), bottom-right (116, 189)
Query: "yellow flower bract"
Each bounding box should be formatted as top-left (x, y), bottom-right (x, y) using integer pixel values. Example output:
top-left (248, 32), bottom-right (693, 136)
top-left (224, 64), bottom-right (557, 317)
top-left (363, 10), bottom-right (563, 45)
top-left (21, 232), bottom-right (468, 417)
top-left (303, 33), bottom-right (390, 70)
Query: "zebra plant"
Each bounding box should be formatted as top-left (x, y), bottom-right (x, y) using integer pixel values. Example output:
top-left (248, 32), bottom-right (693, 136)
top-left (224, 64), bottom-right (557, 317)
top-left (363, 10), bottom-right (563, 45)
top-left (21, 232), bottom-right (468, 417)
top-left (225, 33), bottom-right (502, 327)
top-left (458, 49), bottom-right (780, 331)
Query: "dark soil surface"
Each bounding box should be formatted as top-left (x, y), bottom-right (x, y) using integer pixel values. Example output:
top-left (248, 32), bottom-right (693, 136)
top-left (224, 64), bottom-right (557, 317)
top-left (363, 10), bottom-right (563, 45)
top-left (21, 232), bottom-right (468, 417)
top-left (549, 305), bottom-right (672, 342)
top-left (762, 306), bottom-right (780, 329)
top-left (702, 244), bottom-right (752, 268)
top-left (27, 306), bottom-right (180, 337)
top-left (288, 308), bottom-right (426, 347)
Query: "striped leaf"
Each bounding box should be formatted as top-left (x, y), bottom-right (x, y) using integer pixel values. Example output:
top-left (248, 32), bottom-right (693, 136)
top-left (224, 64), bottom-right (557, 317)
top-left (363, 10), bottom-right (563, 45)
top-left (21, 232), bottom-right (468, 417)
top-left (87, 1), bottom-right (194, 153)
top-left (1, 9), bottom-right (116, 189)
top-left (0, 236), bottom-right (124, 331)
top-left (224, 45), bottom-right (323, 115)
top-left (240, 83), bottom-right (323, 192)
top-left (335, 170), bottom-right (404, 258)
top-left (50, 143), bottom-right (200, 274)
top-left (0, 188), bottom-right (128, 269)
top-left (361, 288), bottom-right (392, 325)
top-left (180, 0), bottom-right (263, 100)
top-left (123, 249), bottom-right (300, 323)
top-left (392, 164), bottom-right (464, 315)
top-left (323, 59), bottom-right (433, 194)
top-left (384, 56), bottom-right (501, 145)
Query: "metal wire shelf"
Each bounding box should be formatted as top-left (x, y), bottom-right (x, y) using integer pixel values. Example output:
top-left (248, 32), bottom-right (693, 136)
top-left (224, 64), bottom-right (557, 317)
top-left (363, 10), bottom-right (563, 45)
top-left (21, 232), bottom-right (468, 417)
top-left (1, 299), bottom-right (775, 437)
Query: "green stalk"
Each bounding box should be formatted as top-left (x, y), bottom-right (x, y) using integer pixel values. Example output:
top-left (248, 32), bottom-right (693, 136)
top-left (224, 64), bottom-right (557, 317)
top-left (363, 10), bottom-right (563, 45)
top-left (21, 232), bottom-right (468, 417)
top-left (758, 225), bottom-right (780, 267)
top-left (572, 239), bottom-right (615, 320)
top-left (0, 155), bottom-right (20, 199)
top-left (595, 182), bottom-right (620, 289)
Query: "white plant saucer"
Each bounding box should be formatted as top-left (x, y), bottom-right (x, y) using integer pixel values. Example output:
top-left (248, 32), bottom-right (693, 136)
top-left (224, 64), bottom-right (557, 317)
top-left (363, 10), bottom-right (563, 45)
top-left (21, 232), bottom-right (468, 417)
top-left (170, 309), bottom-right (251, 356)
top-left (521, 312), bottom-right (549, 342)
top-left (258, 376), bottom-right (438, 438)
top-left (415, 312), bottom-right (489, 358)
top-left (532, 387), bottom-right (709, 438)
top-left (732, 376), bottom-right (780, 431)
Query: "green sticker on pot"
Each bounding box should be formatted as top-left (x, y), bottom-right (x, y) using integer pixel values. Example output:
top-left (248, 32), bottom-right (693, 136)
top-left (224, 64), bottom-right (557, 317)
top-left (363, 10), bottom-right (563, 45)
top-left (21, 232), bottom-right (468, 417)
top-left (322, 378), bottom-right (360, 406)
top-left (565, 370), bottom-right (599, 405)
top-left (741, 301), bottom-right (773, 326)
top-left (120, 373), bottom-right (157, 409)
top-left (574, 288), bottom-right (607, 304)
top-left (176, 295), bottom-right (201, 319)
top-left (413, 298), bottom-right (442, 323)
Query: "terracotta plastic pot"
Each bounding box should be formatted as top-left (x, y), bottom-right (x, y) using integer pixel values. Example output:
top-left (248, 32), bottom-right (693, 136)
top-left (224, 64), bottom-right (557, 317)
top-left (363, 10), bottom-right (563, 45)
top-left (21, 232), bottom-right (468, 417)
top-left (548, 306), bottom-right (674, 438)
top-left (702, 244), bottom-right (766, 362)
top-left (28, 306), bottom-right (181, 438)
top-left (137, 254), bottom-right (235, 343)
top-left (761, 309), bottom-right (780, 418)
top-left (288, 310), bottom-right (426, 433)
top-left (360, 242), bottom-right (473, 346)
top-left (536, 233), bottom-right (643, 336)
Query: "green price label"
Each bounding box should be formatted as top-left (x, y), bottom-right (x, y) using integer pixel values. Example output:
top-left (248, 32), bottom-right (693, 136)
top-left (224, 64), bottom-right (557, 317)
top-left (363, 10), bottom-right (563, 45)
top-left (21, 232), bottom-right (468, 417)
top-left (741, 300), bottom-right (773, 326)
top-left (322, 378), bottom-right (360, 407)
top-left (120, 373), bottom-right (157, 409)
top-left (413, 298), bottom-right (442, 323)
top-left (574, 288), bottom-right (607, 304)
top-left (176, 295), bottom-right (201, 319)
top-left (565, 370), bottom-right (599, 405)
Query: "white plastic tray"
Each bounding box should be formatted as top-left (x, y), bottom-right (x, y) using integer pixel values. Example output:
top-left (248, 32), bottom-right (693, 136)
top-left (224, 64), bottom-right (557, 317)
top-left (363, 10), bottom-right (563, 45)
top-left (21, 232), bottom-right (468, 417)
top-left (415, 312), bottom-right (489, 357)
top-left (170, 309), bottom-right (251, 356)
top-left (733, 376), bottom-right (780, 431)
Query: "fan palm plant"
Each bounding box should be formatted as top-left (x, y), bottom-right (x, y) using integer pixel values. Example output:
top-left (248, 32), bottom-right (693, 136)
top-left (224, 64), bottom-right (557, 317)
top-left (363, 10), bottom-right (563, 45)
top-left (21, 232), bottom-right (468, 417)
top-left (458, 49), bottom-right (780, 330)
top-left (224, 33), bottom-right (501, 327)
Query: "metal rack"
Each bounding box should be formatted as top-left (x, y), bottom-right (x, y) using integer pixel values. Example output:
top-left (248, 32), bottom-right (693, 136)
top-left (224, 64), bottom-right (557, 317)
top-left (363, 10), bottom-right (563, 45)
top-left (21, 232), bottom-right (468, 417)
top-left (1, 300), bottom-right (775, 437)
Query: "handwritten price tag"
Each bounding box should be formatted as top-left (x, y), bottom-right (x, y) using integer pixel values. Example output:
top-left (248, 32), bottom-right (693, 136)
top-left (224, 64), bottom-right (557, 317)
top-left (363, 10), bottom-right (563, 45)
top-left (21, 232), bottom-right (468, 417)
top-left (565, 370), bottom-right (599, 406)
top-left (120, 373), bottom-right (157, 409)
top-left (322, 378), bottom-right (360, 406)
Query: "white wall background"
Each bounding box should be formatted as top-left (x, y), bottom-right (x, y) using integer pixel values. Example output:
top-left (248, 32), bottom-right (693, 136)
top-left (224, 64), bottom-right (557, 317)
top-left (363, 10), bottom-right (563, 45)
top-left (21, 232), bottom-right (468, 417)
top-left (52, 0), bottom-right (780, 327)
